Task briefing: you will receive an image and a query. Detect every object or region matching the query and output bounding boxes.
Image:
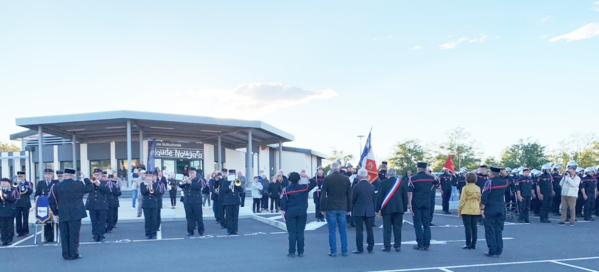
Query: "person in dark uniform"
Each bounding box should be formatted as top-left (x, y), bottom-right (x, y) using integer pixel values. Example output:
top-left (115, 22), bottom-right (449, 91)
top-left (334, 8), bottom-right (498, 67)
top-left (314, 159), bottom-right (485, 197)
top-left (516, 168), bottom-right (534, 223)
top-left (140, 171), bottom-right (162, 239)
top-left (36, 169), bottom-right (58, 242)
top-left (105, 174), bottom-right (121, 233)
top-left (156, 170), bottom-right (167, 231)
top-left (280, 172), bottom-right (316, 257)
top-left (1, 178), bottom-right (19, 246)
top-left (438, 168), bottom-right (456, 214)
top-left (179, 167), bottom-right (205, 236)
top-left (594, 169), bottom-right (599, 216)
top-left (537, 164), bottom-right (554, 223)
top-left (551, 165), bottom-right (563, 216)
top-left (268, 176), bottom-right (283, 213)
top-left (456, 168), bottom-right (467, 198)
top-left (408, 162), bottom-right (437, 251)
top-left (351, 169), bottom-right (376, 254)
top-left (221, 169), bottom-right (242, 235)
top-left (210, 173), bottom-right (222, 224)
top-left (376, 168), bottom-right (408, 253)
top-left (581, 167), bottom-right (597, 221)
top-left (426, 167), bottom-right (438, 226)
top-left (85, 169), bottom-right (110, 242)
top-left (48, 168), bottom-right (94, 260)
top-left (311, 167), bottom-right (325, 222)
top-left (481, 165), bottom-right (508, 258)
top-left (14, 171), bottom-right (32, 237)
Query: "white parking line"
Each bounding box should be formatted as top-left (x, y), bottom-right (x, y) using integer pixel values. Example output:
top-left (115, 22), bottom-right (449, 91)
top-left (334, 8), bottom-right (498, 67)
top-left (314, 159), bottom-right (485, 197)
top-left (368, 256), bottom-right (599, 272)
top-left (8, 231), bottom-right (42, 247)
top-left (550, 261), bottom-right (599, 272)
top-left (437, 268), bottom-right (454, 272)
top-left (157, 229), bottom-right (162, 240)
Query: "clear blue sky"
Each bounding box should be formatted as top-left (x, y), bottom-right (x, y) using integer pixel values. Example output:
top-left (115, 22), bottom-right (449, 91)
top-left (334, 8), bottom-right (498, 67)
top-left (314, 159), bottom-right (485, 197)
top-left (1, 1), bottom-right (598, 163)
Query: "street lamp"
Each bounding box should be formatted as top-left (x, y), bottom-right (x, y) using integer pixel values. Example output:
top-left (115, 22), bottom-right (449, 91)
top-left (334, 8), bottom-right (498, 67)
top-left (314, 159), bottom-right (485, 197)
top-left (357, 135), bottom-right (365, 159)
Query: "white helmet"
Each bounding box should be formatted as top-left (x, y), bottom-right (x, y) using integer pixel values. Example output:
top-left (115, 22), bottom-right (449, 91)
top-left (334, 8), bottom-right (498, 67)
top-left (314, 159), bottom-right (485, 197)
top-left (541, 164), bottom-right (552, 171)
top-left (585, 167), bottom-right (596, 173)
top-left (505, 167), bottom-right (512, 172)
top-left (553, 164), bottom-right (563, 170)
top-left (567, 161), bottom-right (578, 169)
top-left (576, 167), bottom-right (584, 173)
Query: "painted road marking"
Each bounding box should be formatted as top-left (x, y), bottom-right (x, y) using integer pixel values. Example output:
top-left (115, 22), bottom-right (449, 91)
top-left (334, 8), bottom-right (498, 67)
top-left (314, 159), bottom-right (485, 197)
top-left (550, 261), bottom-right (599, 272)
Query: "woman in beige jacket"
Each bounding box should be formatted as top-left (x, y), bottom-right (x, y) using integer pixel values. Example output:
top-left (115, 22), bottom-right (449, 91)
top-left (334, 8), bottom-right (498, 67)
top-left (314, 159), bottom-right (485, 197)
top-left (458, 172), bottom-right (481, 249)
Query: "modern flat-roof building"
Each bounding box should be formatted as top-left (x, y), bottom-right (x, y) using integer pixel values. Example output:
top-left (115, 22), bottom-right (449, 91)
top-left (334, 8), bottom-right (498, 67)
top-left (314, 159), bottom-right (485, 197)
top-left (3, 111), bottom-right (326, 187)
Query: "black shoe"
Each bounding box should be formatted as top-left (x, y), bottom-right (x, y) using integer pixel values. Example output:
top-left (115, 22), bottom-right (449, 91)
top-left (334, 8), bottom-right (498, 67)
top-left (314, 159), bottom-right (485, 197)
top-left (471, 245), bottom-right (476, 250)
top-left (146, 236), bottom-right (151, 239)
top-left (199, 232), bottom-right (205, 237)
top-left (342, 253), bottom-right (348, 257)
top-left (557, 221), bottom-right (565, 225)
top-left (412, 245), bottom-right (422, 251)
top-left (352, 250), bottom-right (363, 254)
top-left (423, 247), bottom-right (429, 251)
top-left (395, 248), bottom-right (401, 252)
top-left (1, 242), bottom-right (7, 246)
top-left (382, 248), bottom-right (391, 252)
top-left (462, 245), bottom-right (470, 249)
top-left (70, 255), bottom-right (82, 260)
top-left (484, 252), bottom-right (498, 258)
top-left (328, 253), bottom-right (336, 257)
top-left (231, 232), bottom-right (238, 235)
top-left (287, 253), bottom-right (295, 258)
top-left (298, 253), bottom-right (304, 257)
top-left (368, 249), bottom-right (373, 254)
top-left (444, 211), bottom-right (451, 214)
top-left (429, 222), bottom-right (435, 226)
top-left (187, 232), bottom-right (194, 236)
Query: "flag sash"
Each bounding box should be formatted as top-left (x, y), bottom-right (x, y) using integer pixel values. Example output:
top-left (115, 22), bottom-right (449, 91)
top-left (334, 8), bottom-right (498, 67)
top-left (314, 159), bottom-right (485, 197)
top-left (381, 177), bottom-right (401, 210)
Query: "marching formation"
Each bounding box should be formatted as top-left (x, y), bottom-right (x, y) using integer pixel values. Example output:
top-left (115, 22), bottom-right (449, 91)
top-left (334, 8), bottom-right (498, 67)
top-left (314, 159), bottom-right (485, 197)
top-left (0, 158), bottom-right (596, 261)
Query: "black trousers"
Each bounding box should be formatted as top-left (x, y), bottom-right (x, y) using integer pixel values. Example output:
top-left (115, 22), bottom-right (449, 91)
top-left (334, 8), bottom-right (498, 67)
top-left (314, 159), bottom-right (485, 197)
top-left (0, 217), bottom-right (14, 244)
top-left (270, 197), bottom-right (280, 211)
top-left (285, 211), bottom-right (307, 254)
top-left (430, 193), bottom-right (436, 218)
top-left (106, 207), bottom-right (118, 232)
top-left (157, 207), bottom-right (162, 230)
top-left (143, 208), bottom-right (158, 237)
top-left (442, 189), bottom-right (452, 212)
top-left (261, 195), bottom-right (269, 210)
top-left (462, 214), bottom-right (479, 247)
top-left (184, 203), bottom-right (204, 234)
top-left (252, 198), bottom-right (261, 213)
top-left (540, 193), bottom-right (553, 221)
top-left (382, 212), bottom-right (403, 250)
top-left (314, 193), bottom-right (324, 220)
top-left (576, 192), bottom-right (584, 215)
top-left (15, 207), bottom-right (29, 235)
top-left (59, 220), bottom-right (82, 260)
top-left (212, 197), bottom-right (219, 220)
top-left (552, 189), bottom-right (561, 213)
top-left (584, 194), bottom-right (596, 220)
top-left (89, 210), bottom-right (107, 240)
top-left (218, 200), bottom-right (227, 228)
top-left (170, 191), bottom-right (177, 206)
top-left (239, 192), bottom-right (246, 207)
top-left (225, 205), bottom-right (239, 234)
top-left (412, 206), bottom-right (432, 248)
top-left (483, 205), bottom-right (505, 256)
top-left (44, 222), bottom-right (55, 242)
top-left (518, 196), bottom-right (531, 222)
top-left (354, 216), bottom-right (374, 252)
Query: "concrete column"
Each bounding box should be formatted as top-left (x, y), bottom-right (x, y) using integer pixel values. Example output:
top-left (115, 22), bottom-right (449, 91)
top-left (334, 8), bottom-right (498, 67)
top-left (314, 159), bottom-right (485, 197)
top-left (139, 130), bottom-right (143, 164)
top-left (72, 135), bottom-right (77, 169)
top-left (247, 129), bottom-right (252, 180)
top-left (278, 140), bottom-right (283, 171)
top-left (38, 126), bottom-right (43, 180)
top-left (13, 152), bottom-right (22, 176)
top-left (1, 152), bottom-right (9, 178)
top-left (110, 141), bottom-right (117, 173)
top-left (217, 136), bottom-right (222, 170)
top-left (80, 144), bottom-right (89, 178)
top-left (53, 145), bottom-right (59, 172)
top-left (127, 120), bottom-right (132, 187)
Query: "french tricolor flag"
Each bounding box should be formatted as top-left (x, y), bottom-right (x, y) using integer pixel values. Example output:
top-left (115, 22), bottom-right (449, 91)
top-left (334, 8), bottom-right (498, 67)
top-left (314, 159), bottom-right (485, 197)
top-left (358, 130), bottom-right (378, 183)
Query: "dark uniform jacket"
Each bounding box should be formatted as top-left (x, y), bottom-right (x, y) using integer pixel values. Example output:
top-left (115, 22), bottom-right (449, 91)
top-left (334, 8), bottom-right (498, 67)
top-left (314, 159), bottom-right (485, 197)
top-left (320, 172), bottom-right (352, 212)
top-left (581, 175), bottom-right (597, 194)
top-left (16, 181), bottom-right (33, 208)
top-left (0, 187), bottom-right (18, 217)
top-left (281, 179), bottom-right (317, 214)
top-left (516, 176), bottom-right (534, 197)
top-left (49, 179), bottom-right (94, 222)
top-left (351, 179), bottom-right (376, 217)
top-left (552, 173), bottom-right (563, 193)
top-left (268, 182), bottom-right (283, 199)
top-left (438, 173), bottom-right (456, 191)
top-left (475, 173), bottom-right (489, 192)
top-left (376, 177), bottom-right (408, 215)
top-left (179, 177), bottom-right (203, 204)
top-left (36, 179), bottom-right (57, 197)
top-left (408, 172), bottom-right (437, 208)
top-left (140, 181), bottom-right (163, 209)
top-left (481, 176), bottom-right (508, 207)
top-left (209, 178), bottom-right (220, 201)
top-left (537, 173), bottom-right (553, 195)
top-left (106, 180), bottom-right (122, 208)
top-left (220, 180), bottom-right (242, 206)
top-left (85, 179), bottom-right (110, 211)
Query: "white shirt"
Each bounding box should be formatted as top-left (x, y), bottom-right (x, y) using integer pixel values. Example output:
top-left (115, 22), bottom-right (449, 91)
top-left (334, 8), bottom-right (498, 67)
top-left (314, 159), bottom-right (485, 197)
top-left (560, 174), bottom-right (581, 197)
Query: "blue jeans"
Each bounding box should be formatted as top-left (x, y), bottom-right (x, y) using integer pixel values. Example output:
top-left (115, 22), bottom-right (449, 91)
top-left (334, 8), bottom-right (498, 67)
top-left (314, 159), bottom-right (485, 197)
top-left (326, 210), bottom-right (348, 254)
top-left (132, 190), bottom-right (138, 208)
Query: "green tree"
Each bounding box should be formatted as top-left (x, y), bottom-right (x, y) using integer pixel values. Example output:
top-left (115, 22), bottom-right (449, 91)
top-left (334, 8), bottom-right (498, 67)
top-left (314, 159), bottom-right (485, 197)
top-left (388, 139), bottom-right (426, 174)
top-left (431, 127), bottom-right (481, 171)
top-left (549, 133), bottom-right (599, 168)
top-left (0, 141), bottom-right (20, 152)
top-left (484, 156), bottom-right (500, 167)
top-left (501, 138), bottom-right (549, 169)
top-left (323, 146), bottom-right (354, 173)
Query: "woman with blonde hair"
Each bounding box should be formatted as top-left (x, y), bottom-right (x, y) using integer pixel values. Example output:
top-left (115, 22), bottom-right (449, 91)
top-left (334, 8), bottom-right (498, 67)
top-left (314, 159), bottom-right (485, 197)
top-left (458, 172), bottom-right (481, 250)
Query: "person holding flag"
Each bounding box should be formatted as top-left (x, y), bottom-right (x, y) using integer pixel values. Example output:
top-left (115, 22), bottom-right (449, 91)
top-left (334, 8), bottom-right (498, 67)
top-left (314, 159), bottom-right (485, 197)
top-left (358, 131), bottom-right (379, 184)
top-left (439, 156), bottom-right (457, 214)
top-left (376, 168), bottom-right (409, 252)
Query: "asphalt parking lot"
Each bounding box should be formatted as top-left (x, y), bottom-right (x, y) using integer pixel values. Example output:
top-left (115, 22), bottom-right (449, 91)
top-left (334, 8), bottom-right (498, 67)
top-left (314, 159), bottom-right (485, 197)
top-left (2, 209), bottom-right (599, 272)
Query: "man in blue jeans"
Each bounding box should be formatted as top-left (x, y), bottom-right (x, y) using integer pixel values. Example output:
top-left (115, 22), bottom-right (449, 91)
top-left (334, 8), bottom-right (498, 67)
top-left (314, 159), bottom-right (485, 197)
top-left (320, 162), bottom-right (352, 257)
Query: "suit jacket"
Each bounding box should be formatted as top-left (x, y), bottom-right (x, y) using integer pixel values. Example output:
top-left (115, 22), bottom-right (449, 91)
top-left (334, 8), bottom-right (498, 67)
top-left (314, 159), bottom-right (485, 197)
top-left (106, 180), bottom-right (122, 208)
top-left (49, 179), bottom-right (94, 222)
top-left (85, 179), bottom-right (110, 211)
top-left (140, 181), bottom-right (163, 209)
top-left (0, 187), bottom-right (18, 217)
top-left (320, 172), bottom-right (352, 212)
top-left (16, 181), bottom-right (33, 208)
top-left (376, 177), bottom-right (409, 215)
top-left (36, 179), bottom-right (57, 197)
top-left (351, 179), bottom-right (376, 217)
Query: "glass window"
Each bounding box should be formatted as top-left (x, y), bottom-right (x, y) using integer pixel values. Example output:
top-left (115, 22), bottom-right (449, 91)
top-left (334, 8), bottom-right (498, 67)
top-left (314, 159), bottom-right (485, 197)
top-left (60, 161), bottom-right (80, 170)
top-left (34, 162), bottom-right (54, 181)
top-left (89, 160), bottom-right (111, 172)
top-left (118, 159), bottom-right (140, 173)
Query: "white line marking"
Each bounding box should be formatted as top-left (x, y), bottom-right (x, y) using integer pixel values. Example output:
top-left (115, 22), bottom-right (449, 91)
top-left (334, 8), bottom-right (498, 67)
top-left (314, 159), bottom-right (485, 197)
top-left (8, 231), bottom-right (42, 247)
top-left (373, 237), bottom-right (513, 246)
top-left (305, 221), bottom-right (327, 231)
top-left (438, 268), bottom-right (453, 272)
top-left (268, 215), bottom-right (282, 220)
top-left (403, 220), bottom-right (414, 225)
top-left (270, 232), bottom-right (287, 234)
top-left (550, 261), bottom-right (599, 272)
top-left (157, 229), bottom-right (162, 240)
top-left (368, 256), bottom-right (599, 272)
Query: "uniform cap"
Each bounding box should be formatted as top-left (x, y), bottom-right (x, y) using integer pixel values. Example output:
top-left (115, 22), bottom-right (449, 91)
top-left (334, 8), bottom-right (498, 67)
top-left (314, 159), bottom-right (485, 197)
top-left (64, 168), bottom-right (76, 174)
top-left (490, 165), bottom-right (503, 173)
top-left (417, 162), bottom-right (427, 168)
top-left (44, 168), bottom-right (54, 173)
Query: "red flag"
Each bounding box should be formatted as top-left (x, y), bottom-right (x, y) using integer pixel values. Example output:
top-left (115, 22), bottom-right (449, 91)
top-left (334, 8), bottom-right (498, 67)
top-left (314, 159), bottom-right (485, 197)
top-left (444, 155), bottom-right (456, 174)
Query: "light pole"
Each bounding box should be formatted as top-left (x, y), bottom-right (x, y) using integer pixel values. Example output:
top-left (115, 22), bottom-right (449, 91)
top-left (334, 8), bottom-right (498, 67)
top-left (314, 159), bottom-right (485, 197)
top-left (357, 135), bottom-right (365, 160)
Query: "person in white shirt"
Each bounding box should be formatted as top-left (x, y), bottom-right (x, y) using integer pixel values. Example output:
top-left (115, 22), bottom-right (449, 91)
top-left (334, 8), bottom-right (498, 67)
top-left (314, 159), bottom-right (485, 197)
top-left (558, 161), bottom-right (581, 225)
